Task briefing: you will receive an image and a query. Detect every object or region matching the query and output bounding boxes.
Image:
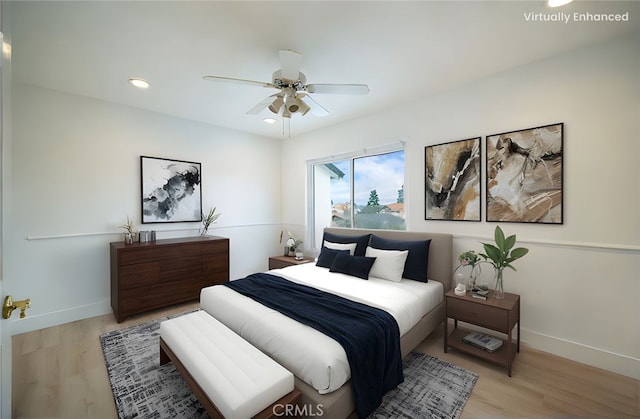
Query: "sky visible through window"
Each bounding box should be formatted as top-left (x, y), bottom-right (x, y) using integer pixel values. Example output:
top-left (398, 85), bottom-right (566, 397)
top-left (330, 150), bottom-right (405, 207)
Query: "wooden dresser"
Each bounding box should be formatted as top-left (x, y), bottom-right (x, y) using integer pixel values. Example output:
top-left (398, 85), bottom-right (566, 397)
top-left (110, 236), bottom-right (229, 322)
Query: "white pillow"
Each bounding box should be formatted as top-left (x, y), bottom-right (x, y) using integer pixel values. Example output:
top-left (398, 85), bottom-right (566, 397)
top-left (323, 240), bottom-right (357, 255)
top-left (365, 246), bottom-right (409, 282)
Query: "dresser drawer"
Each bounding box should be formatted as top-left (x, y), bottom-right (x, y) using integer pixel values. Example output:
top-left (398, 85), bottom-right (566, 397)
top-left (120, 277), bottom-right (211, 315)
top-left (120, 262), bottom-right (160, 289)
top-left (119, 243), bottom-right (212, 265)
top-left (447, 297), bottom-right (508, 331)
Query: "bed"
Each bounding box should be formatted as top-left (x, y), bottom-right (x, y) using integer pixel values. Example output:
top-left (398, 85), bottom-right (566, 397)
top-left (200, 227), bottom-right (452, 418)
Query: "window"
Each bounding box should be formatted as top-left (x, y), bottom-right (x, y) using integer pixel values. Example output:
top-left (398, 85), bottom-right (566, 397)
top-left (308, 144), bottom-right (406, 249)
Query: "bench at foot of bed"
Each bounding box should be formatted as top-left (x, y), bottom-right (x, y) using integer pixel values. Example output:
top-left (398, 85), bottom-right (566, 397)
top-left (159, 310), bottom-right (302, 419)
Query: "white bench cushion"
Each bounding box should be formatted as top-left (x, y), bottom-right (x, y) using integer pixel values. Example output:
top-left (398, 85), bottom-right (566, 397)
top-left (160, 310), bottom-right (294, 419)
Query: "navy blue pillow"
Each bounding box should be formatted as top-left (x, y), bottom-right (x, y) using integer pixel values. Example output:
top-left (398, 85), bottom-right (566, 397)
top-left (369, 235), bottom-right (431, 282)
top-left (329, 252), bottom-right (377, 280)
top-left (322, 232), bottom-right (371, 257)
top-left (316, 246), bottom-right (350, 268)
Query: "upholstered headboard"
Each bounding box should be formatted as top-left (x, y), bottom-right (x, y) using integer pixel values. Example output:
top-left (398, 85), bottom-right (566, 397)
top-left (323, 228), bottom-right (453, 292)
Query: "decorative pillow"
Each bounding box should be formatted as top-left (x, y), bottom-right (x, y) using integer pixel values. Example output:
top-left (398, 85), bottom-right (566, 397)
top-left (316, 246), bottom-right (350, 268)
top-left (323, 240), bottom-right (357, 256)
top-left (369, 235), bottom-right (431, 282)
top-left (322, 232), bottom-right (371, 256)
top-left (365, 246), bottom-right (409, 282)
top-left (329, 252), bottom-right (377, 280)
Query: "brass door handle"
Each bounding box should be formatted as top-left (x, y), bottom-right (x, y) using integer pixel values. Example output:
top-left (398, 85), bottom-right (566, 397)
top-left (2, 296), bottom-right (31, 319)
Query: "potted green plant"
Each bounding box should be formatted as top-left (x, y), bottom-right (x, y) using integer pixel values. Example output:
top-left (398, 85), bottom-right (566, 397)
top-left (479, 225), bottom-right (529, 299)
top-left (200, 207), bottom-right (220, 236)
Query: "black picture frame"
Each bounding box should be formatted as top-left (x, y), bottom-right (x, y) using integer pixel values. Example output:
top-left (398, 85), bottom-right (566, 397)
top-left (425, 137), bottom-right (481, 221)
top-left (486, 122), bottom-right (564, 224)
top-left (140, 156), bottom-right (202, 224)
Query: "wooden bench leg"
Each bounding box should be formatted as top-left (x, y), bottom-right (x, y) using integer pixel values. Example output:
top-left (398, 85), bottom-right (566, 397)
top-left (159, 340), bottom-right (170, 366)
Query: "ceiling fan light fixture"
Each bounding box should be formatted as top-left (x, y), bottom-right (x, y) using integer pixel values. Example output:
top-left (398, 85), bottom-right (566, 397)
top-left (295, 99), bottom-right (310, 116)
top-left (268, 96), bottom-right (284, 114)
top-left (284, 94), bottom-right (296, 112)
top-left (285, 95), bottom-right (310, 115)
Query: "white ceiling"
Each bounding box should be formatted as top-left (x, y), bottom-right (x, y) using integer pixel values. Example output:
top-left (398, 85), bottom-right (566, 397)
top-left (7, 0), bottom-right (639, 139)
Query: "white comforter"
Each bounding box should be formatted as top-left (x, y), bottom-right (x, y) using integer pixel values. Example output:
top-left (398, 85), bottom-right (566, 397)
top-left (199, 263), bottom-right (443, 394)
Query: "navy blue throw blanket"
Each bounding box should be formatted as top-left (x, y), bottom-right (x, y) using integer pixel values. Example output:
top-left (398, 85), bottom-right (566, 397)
top-left (224, 273), bottom-right (403, 418)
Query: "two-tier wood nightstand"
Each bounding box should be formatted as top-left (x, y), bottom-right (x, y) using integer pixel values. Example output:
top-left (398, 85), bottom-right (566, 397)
top-left (268, 255), bottom-right (315, 270)
top-left (444, 289), bottom-right (520, 376)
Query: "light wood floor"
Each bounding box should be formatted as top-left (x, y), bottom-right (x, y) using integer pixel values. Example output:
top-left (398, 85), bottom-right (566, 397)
top-left (12, 302), bottom-right (639, 418)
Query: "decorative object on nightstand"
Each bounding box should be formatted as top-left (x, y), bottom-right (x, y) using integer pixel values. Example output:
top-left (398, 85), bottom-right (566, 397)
top-left (462, 331), bottom-right (503, 353)
top-left (444, 289), bottom-right (520, 376)
top-left (200, 206), bottom-right (220, 236)
top-left (480, 226), bottom-right (529, 299)
top-left (470, 285), bottom-right (489, 300)
top-left (454, 271), bottom-right (466, 290)
top-left (453, 250), bottom-right (481, 289)
top-left (279, 228), bottom-right (303, 257)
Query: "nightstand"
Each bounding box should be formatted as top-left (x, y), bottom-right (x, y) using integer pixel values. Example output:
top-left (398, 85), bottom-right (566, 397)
top-left (444, 289), bottom-right (520, 376)
top-left (268, 255), bottom-right (315, 270)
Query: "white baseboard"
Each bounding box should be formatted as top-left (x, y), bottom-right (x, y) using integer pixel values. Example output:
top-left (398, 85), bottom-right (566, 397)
top-left (8, 300), bottom-right (112, 336)
top-left (521, 328), bottom-right (640, 380)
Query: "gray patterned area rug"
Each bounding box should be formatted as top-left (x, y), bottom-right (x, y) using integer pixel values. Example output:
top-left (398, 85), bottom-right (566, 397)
top-left (100, 312), bottom-right (478, 419)
top-left (368, 351), bottom-right (478, 418)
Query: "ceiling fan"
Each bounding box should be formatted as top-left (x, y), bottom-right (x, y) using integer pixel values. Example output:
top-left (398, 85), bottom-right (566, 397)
top-left (203, 50), bottom-right (370, 119)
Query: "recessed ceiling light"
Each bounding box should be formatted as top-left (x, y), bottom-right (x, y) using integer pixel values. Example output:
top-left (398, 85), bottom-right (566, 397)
top-left (547, 0), bottom-right (573, 7)
top-left (263, 118), bottom-right (277, 124)
top-left (128, 78), bottom-right (150, 89)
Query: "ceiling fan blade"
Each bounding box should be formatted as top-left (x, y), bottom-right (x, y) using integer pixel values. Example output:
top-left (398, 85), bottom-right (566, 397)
top-left (203, 75), bottom-right (277, 89)
top-left (298, 93), bottom-right (330, 117)
top-left (246, 94), bottom-right (279, 115)
top-left (305, 83), bottom-right (370, 95)
top-left (279, 50), bottom-right (303, 80)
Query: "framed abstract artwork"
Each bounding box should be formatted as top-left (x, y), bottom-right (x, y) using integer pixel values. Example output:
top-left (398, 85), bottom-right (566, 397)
top-left (140, 156), bottom-right (202, 223)
top-left (486, 122), bottom-right (563, 224)
top-left (425, 137), bottom-right (481, 221)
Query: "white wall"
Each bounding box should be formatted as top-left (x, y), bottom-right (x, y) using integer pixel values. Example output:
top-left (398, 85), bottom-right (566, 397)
top-left (5, 84), bottom-right (284, 334)
top-left (282, 34), bottom-right (640, 379)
